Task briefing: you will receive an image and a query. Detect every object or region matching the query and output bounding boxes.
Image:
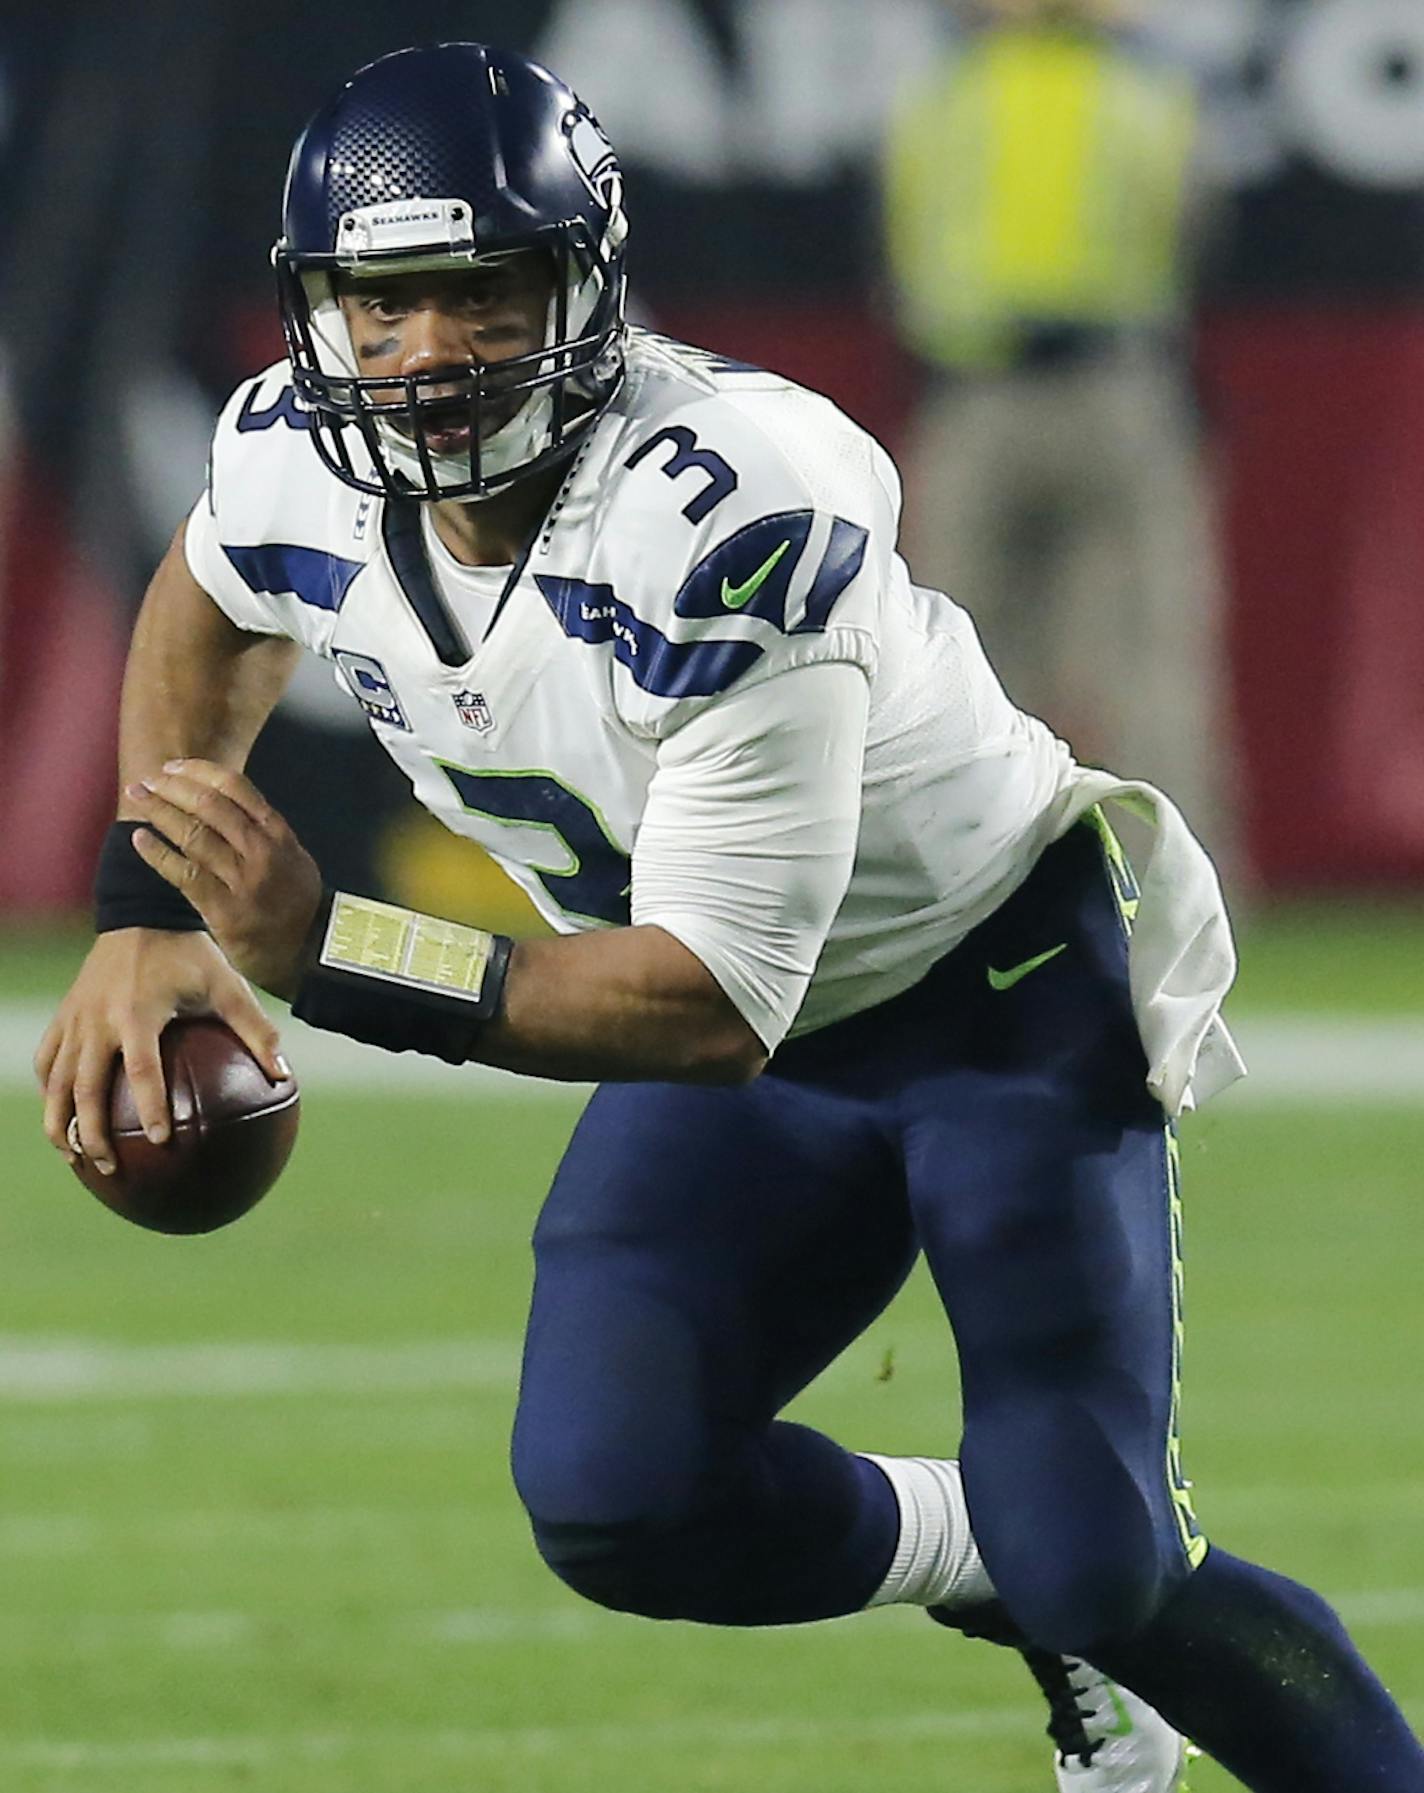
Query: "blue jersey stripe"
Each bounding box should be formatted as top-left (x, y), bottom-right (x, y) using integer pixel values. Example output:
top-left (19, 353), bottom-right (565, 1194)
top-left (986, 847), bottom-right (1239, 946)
top-left (222, 543), bottom-right (364, 614)
top-left (796, 519), bottom-right (869, 634)
top-left (535, 576), bottom-right (765, 699)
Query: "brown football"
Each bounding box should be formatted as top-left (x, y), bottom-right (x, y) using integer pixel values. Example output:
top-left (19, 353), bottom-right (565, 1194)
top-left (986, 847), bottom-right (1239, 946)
top-left (70, 1017), bottom-right (300, 1235)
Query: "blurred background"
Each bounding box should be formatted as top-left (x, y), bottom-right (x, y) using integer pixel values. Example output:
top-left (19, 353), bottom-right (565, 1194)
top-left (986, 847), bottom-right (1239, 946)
top-left (2, 6), bottom-right (1423, 1791)
top-left (2, 0), bottom-right (1424, 918)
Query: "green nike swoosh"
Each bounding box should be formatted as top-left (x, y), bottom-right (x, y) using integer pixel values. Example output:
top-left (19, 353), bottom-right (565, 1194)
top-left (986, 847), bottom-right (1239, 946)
top-left (986, 943), bottom-right (1067, 992)
top-left (1104, 1681), bottom-right (1135, 1738)
top-left (721, 538), bottom-right (793, 610)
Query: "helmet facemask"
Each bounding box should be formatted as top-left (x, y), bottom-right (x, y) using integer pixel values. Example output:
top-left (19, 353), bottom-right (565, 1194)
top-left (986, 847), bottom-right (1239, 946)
top-left (276, 223), bottom-right (626, 503)
top-left (276, 50), bottom-right (630, 501)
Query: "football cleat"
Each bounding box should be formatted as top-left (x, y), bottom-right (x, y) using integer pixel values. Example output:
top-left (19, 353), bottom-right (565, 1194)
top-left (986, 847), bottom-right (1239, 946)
top-left (1021, 1647), bottom-right (1192, 1793)
top-left (928, 1603), bottom-right (1192, 1791)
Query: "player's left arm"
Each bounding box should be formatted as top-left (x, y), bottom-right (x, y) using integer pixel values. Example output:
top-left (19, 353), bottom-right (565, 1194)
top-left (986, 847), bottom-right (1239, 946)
top-left (124, 661), bottom-right (868, 1084)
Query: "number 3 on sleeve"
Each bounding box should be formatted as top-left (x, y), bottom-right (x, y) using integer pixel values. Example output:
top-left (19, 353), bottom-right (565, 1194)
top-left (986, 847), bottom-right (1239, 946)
top-left (625, 426), bottom-right (738, 525)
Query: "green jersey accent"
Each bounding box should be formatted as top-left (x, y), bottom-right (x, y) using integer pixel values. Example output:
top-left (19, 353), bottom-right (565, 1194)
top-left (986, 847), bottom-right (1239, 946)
top-left (721, 538), bottom-right (793, 610)
top-left (986, 943), bottom-right (1067, 992)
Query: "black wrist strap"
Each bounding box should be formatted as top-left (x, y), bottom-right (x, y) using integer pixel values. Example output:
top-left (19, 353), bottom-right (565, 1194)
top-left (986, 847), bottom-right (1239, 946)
top-left (291, 890), bottom-right (513, 1065)
top-left (94, 821), bottom-right (206, 934)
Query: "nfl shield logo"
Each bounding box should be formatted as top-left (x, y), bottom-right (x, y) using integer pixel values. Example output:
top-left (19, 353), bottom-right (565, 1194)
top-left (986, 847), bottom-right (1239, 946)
top-left (454, 689), bottom-right (494, 733)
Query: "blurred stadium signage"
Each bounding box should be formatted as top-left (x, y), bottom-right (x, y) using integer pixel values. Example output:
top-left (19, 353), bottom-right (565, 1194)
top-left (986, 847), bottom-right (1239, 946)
top-left (536, 0), bottom-right (939, 185)
top-left (1276, 0), bottom-right (1424, 187)
top-left (1190, 0), bottom-right (1424, 296)
top-left (538, 1), bottom-right (1424, 198)
top-left (1191, 1), bottom-right (1424, 884)
top-left (3, 0), bottom-right (1423, 907)
top-left (1188, 0), bottom-right (1424, 189)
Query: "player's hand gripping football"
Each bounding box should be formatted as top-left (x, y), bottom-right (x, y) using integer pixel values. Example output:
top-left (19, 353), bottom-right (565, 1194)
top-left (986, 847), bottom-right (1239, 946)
top-left (125, 760), bottom-right (325, 1001)
top-left (35, 928), bottom-right (287, 1176)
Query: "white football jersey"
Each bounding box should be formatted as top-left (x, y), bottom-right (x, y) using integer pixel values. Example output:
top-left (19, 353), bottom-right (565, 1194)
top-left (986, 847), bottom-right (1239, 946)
top-left (186, 329), bottom-right (1108, 1051)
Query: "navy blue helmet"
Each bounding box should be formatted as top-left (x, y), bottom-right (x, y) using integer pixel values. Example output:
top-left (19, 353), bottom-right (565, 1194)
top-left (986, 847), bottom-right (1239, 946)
top-left (275, 43), bottom-right (629, 501)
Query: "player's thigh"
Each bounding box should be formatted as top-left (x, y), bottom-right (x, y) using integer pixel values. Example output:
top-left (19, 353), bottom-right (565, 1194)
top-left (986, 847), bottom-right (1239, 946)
top-left (916, 1094), bottom-right (1180, 1475)
top-left (930, 1108), bottom-right (1195, 1646)
top-left (513, 1074), bottom-right (915, 1511)
top-left (902, 829), bottom-right (1200, 1631)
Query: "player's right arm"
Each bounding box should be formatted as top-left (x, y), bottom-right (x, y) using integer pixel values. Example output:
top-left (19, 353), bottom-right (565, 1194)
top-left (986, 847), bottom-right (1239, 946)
top-left (34, 521), bottom-right (300, 1175)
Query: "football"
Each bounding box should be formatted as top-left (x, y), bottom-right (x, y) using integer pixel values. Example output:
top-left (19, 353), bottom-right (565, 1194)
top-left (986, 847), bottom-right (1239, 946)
top-left (69, 1017), bottom-right (300, 1235)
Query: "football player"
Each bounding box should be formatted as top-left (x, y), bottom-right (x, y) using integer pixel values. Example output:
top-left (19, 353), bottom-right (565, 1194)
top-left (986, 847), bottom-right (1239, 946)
top-left (36, 44), bottom-right (1423, 1793)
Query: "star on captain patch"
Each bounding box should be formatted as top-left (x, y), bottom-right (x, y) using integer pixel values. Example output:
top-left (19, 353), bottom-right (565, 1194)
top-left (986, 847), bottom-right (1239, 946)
top-left (453, 689), bottom-right (494, 733)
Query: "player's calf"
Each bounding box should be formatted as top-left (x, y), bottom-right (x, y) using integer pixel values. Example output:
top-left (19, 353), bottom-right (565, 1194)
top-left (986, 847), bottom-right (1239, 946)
top-left (526, 1514), bottom-right (674, 1617)
top-left (871, 1459), bottom-right (1192, 1791)
top-left (517, 1419), bottom-right (907, 1626)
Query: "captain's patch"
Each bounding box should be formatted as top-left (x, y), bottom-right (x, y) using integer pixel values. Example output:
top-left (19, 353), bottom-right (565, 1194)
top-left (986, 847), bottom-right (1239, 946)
top-left (335, 651), bottom-right (410, 730)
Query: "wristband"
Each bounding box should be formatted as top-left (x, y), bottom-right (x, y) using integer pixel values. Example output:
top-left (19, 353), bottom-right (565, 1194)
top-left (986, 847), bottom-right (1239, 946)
top-left (291, 890), bottom-right (512, 1064)
top-left (94, 821), bottom-right (206, 934)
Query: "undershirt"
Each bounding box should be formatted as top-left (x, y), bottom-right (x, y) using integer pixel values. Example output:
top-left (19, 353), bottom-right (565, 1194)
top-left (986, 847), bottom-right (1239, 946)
top-left (420, 509), bottom-right (510, 640)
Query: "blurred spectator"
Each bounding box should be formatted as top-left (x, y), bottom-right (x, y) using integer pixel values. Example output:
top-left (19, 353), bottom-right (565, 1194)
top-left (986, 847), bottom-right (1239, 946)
top-left (884, 0), bottom-right (1238, 877)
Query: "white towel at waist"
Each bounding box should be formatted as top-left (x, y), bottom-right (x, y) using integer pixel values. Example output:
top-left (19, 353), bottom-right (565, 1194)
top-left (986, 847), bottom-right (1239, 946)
top-left (1046, 767), bottom-right (1247, 1118)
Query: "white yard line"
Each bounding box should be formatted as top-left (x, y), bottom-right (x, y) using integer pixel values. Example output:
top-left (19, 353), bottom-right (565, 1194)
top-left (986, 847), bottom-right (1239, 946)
top-left (0, 1504), bottom-right (485, 1557)
top-left (0, 1589), bottom-right (1419, 1652)
top-left (0, 1707), bottom-right (1082, 1771)
top-left (0, 1331), bottom-right (900, 1409)
top-left (2, 1004), bottom-right (1423, 1104)
top-left (1225, 1017), bottom-right (1424, 1103)
top-left (6, 1685), bottom-right (1424, 1772)
top-left (0, 1606), bottom-right (612, 1653)
top-left (0, 1335), bottom-right (519, 1403)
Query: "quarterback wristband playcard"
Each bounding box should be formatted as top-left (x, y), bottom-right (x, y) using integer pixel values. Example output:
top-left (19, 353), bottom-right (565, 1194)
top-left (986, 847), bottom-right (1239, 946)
top-left (292, 891), bottom-right (512, 1062)
top-left (318, 892), bottom-right (506, 1007)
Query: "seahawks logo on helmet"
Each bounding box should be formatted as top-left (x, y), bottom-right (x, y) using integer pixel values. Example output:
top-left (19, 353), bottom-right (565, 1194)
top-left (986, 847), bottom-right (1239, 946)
top-left (567, 113), bottom-right (629, 260)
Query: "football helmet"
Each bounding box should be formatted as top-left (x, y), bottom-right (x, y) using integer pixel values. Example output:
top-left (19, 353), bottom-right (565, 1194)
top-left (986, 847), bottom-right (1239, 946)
top-left (275, 43), bottom-right (629, 502)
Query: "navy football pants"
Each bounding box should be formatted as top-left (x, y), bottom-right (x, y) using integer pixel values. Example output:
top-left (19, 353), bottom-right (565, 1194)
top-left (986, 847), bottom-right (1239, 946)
top-left (511, 824), bottom-right (1200, 1654)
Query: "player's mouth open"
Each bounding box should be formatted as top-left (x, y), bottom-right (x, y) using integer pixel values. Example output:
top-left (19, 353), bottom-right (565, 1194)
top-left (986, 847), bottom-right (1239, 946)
top-left (385, 400), bottom-right (472, 454)
top-left (422, 408), bottom-right (473, 454)
top-left (388, 396), bottom-right (523, 454)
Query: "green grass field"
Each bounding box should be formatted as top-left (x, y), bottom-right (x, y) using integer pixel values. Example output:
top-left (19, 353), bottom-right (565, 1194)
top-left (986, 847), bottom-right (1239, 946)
top-left (3, 907), bottom-right (1423, 1791)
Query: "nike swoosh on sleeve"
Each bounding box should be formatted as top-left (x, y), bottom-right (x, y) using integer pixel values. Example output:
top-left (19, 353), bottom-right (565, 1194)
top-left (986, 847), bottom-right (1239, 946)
top-left (720, 538), bottom-right (793, 610)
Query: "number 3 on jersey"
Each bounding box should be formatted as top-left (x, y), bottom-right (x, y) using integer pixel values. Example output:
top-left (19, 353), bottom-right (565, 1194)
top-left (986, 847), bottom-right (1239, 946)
top-left (437, 763), bottom-right (631, 927)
